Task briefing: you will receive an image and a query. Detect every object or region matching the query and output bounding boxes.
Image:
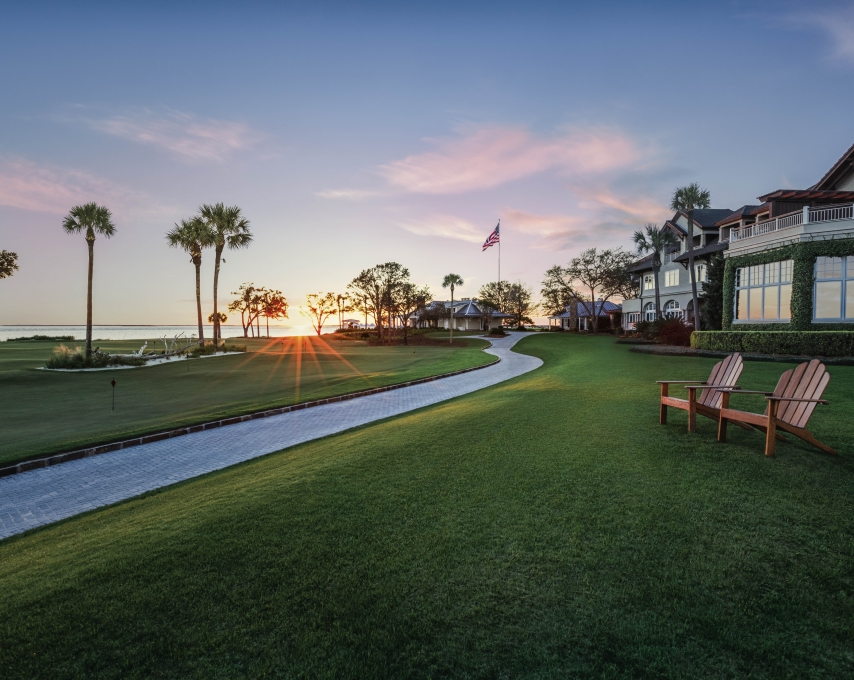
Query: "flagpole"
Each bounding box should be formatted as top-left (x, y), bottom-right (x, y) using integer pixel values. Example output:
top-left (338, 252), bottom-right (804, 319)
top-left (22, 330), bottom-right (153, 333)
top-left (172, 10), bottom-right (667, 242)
top-left (498, 219), bottom-right (501, 310)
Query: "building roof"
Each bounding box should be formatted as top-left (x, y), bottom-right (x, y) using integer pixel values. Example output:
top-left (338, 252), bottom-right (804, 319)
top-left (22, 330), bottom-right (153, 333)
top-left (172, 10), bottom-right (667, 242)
top-left (714, 205), bottom-right (762, 227)
top-left (628, 252), bottom-right (655, 273)
top-left (415, 300), bottom-right (512, 319)
top-left (756, 189), bottom-right (854, 203)
top-left (672, 240), bottom-right (727, 263)
top-left (549, 300), bottom-right (621, 319)
top-left (674, 208), bottom-right (733, 228)
top-left (811, 141), bottom-right (854, 190)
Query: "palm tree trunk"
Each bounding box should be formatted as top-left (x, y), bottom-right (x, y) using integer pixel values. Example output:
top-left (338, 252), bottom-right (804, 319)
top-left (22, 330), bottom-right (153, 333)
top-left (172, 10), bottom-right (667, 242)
top-left (266, 314), bottom-right (269, 338)
top-left (212, 245), bottom-right (224, 347)
top-left (449, 287), bottom-right (454, 344)
top-left (589, 288), bottom-right (597, 334)
top-left (653, 262), bottom-right (662, 320)
top-left (85, 239), bottom-right (94, 358)
top-left (686, 209), bottom-right (702, 329)
top-left (195, 260), bottom-right (205, 346)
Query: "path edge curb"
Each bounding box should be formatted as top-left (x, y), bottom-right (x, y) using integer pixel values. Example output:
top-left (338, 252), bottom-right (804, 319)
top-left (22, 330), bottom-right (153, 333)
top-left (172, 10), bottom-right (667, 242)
top-left (1, 350), bottom-right (500, 478)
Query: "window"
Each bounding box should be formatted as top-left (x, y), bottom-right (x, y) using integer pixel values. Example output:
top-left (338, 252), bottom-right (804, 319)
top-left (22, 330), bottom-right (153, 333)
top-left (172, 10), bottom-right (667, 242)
top-left (734, 260), bottom-right (793, 322)
top-left (644, 302), bottom-right (656, 322)
top-left (643, 275), bottom-right (655, 291)
top-left (664, 300), bottom-right (682, 319)
top-left (695, 264), bottom-right (707, 283)
top-left (625, 312), bottom-right (641, 329)
top-left (814, 256), bottom-right (854, 321)
top-left (664, 269), bottom-right (679, 287)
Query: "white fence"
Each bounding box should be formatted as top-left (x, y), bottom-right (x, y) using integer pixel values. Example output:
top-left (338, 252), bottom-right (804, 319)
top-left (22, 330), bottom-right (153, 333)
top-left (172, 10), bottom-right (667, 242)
top-left (731, 203), bottom-right (854, 242)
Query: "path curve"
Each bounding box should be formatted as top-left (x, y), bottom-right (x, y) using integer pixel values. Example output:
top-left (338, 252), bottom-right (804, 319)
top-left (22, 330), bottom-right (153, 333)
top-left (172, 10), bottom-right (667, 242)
top-left (0, 333), bottom-right (542, 540)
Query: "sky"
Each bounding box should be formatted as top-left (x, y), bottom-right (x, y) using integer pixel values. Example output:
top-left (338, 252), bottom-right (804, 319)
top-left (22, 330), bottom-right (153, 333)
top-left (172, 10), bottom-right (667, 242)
top-left (2, 0), bottom-right (854, 326)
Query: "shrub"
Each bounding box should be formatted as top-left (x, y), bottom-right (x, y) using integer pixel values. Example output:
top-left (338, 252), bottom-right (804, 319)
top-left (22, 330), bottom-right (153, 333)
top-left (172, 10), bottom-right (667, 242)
top-left (656, 319), bottom-right (693, 346)
top-left (45, 345), bottom-right (145, 369)
top-left (691, 331), bottom-right (854, 357)
top-left (187, 342), bottom-right (247, 357)
top-left (487, 327), bottom-right (507, 336)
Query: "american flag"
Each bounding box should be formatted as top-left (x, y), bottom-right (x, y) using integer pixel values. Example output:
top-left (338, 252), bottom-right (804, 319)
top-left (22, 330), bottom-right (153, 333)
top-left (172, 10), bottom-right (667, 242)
top-left (482, 222), bottom-right (500, 251)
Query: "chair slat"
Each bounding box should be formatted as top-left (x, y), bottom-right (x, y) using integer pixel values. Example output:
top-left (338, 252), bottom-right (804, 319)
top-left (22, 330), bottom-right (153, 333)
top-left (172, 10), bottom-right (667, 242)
top-left (700, 353), bottom-right (742, 408)
top-left (780, 360), bottom-right (820, 423)
top-left (791, 370), bottom-right (830, 429)
top-left (699, 359), bottom-right (725, 407)
top-left (764, 367), bottom-right (795, 417)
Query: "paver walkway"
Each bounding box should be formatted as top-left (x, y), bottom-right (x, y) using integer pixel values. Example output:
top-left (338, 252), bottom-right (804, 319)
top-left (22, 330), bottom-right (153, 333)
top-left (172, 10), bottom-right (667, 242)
top-left (0, 333), bottom-right (542, 540)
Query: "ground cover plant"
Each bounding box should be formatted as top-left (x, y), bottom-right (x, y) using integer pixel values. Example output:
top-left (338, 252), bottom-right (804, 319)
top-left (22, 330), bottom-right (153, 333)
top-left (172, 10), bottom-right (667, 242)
top-left (0, 335), bottom-right (492, 466)
top-left (1, 334), bottom-right (852, 677)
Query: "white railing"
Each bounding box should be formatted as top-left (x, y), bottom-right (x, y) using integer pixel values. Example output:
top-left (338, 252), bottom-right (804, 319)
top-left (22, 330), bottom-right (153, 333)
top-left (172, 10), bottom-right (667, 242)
top-left (731, 203), bottom-right (854, 242)
top-left (732, 211), bottom-right (803, 241)
top-left (809, 203), bottom-right (853, 223)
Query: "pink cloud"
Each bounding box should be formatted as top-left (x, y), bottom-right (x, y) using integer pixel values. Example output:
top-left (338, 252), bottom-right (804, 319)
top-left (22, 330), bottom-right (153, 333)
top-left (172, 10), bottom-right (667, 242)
top-left (398, 214), bottom-right (485, 243)
top-left (380, 125), bottom-right (642, 194)
top-left (89, 110), bottom-right (261, 163)
top-left (0, 158), bottom-right (156, 216)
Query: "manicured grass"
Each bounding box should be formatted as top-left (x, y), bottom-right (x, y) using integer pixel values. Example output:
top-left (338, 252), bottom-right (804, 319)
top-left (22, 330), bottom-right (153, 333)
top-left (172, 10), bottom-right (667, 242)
top-left (1, 334), bottom-right (853, 678)
top-left (0, 335), bottom-right (492, 466)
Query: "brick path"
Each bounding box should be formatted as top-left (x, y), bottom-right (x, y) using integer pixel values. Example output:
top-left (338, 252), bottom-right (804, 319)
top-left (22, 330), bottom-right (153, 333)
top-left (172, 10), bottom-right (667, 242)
top-left (0, 333), bottom-right (541, 540)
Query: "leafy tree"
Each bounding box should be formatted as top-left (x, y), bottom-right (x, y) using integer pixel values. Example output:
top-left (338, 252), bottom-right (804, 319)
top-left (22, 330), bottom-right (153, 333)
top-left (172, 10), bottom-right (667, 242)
top-left (477, 280), bottom-right (510, 314)
top-left (348, 262), bottom-right (410, 342)
top-left (200, 203), bottom-right (253, 343)
top-left (302, 292), bottom-right (339, 336)
top-left (0, 250), bottom-right (19, 279)
top-left (167, 217), bottom-right (214, 346)
top-left (670, 183), bottom-right (710, 329)
top-left (62, 203), bottom-right (116, 358)
top-left (701, 251), bottom-right (725, 331)
top-left (504, 280), bottom-right (537, 329)
top-left (261, 289), bottom-right (288, 337)
top-left (540, 266), bottom-right (576, 316)
top-left (564, 248), bottom-right (631, 334)
top-left (393, 282), bottom-right (431, 345)
top-left (632, 223), bottom-right (679, 321)
top-left (336, 293), bottom-right (353, 331)
top-left (228, 283), bottom-right (264, 337)
top-left (441, 273), bottom-right (463, 343)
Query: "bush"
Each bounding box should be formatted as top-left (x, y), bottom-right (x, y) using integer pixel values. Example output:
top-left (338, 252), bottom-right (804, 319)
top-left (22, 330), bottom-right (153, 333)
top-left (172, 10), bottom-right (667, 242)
top-left (487, 327), bottom-right (507, 336)
top-left (45, 345), bottom-right (145, 369)
top-left (691, 331), bottom-right (854, 357)
top-left (187, 342), bottom-right (247, 357)
top-left (656, 319), bottom-right (693, 346)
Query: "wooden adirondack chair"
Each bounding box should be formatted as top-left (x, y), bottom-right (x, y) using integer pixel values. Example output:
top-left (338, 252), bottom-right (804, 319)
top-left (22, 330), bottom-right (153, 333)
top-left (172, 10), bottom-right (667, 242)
top-left (657, 353), bottom-right (744, 432)
top-left (717, 359), bottom-right (836, 457)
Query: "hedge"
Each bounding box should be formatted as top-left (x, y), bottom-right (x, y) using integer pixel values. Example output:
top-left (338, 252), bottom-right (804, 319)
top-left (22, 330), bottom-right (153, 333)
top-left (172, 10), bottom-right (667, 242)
top-left (722, 237), bottom-right (854, 331)
top-left (691, 331), bottom-right (854, 357)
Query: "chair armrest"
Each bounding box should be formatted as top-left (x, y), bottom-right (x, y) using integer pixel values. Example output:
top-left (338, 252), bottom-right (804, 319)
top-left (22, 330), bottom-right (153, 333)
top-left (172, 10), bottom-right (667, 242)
top-left (766, 396), bottom-right (829, 404)
top-left (718, 389), bottom-right (773, 395)
top-left (657, 380), bottom-right (707, 384)
top-left (684, 384), bottom-right (742, 390)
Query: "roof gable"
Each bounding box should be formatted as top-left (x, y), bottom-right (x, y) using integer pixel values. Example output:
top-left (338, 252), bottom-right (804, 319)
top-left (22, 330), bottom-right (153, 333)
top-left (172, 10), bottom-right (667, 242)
top-left (812, 142), bottom-right (854, 190)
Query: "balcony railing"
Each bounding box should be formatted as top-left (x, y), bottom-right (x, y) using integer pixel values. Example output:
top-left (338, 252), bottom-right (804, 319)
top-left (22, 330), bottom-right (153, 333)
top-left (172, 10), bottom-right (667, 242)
top-left (730, 203), bottom-right (854, 242)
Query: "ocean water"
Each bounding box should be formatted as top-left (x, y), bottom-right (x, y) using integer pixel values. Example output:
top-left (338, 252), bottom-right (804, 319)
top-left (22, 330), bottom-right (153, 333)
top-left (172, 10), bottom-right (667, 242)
top-left (0, 324), bottom-right (330, 342)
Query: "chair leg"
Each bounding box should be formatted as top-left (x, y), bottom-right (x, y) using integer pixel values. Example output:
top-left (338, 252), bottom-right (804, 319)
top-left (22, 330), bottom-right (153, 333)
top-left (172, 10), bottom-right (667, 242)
top-left (765, 403), bottom-right (778, 457)
top-left (659, 384), bottom-right (668, 425)
top-left (687, 389), bottom-right (697, 433)
top-left (717, 393), bottom-right (729, 442)
top-left (796, 429), bottom-right (838, 456)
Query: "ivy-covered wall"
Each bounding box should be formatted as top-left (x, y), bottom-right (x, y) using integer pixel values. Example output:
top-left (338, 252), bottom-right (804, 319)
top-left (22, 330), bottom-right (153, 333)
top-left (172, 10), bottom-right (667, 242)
top-left (723, 238), bottom-right (854, 331)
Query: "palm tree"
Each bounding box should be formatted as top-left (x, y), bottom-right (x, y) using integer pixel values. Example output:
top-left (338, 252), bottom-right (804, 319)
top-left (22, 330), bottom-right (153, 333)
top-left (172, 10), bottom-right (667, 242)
top-left (670, 183), bottom-right (710, 330)
top-left (62, 203), bottom-right (116, 358)
top-left (167, 217), bottom-right (213, 346)
top-left (199, 203), bottom-right (253, 347)
top-left (441, 273), bottom-right (463, 344)
top-left (632, 223), bottom-right (678, 321)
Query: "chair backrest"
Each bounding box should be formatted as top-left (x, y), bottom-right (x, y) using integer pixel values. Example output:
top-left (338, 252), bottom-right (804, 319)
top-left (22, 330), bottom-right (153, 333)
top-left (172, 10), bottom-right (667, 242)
top-left (765, 359), bottom-right (830, 427)
top-left (699, 352), bottom-right (744, 409)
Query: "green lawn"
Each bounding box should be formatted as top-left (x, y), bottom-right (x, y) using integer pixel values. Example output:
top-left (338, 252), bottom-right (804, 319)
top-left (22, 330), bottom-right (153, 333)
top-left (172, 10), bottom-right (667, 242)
top-left (1, 334), bottom-right (853, 678)
top-left (0, 335), bottom-right (492, 466)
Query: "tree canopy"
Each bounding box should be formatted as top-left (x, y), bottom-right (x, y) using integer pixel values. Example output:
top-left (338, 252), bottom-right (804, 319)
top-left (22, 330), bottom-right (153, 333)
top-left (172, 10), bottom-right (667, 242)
top-left (0, 250), bottom-right (18, 279)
